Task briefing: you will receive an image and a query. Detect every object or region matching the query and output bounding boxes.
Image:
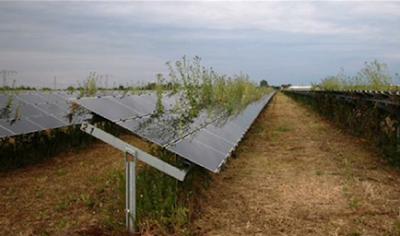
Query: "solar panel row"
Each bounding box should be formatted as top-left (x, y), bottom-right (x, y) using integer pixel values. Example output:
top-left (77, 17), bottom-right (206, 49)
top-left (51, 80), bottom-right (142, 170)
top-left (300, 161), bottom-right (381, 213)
top-left (0, 90), bottom-right (172, 138)
top-left (74, 91), bottom-right (275, 172)
top-left (0, 92), bottom-right (86, 138)
top-left (165, 93), bottom-right (275, 172)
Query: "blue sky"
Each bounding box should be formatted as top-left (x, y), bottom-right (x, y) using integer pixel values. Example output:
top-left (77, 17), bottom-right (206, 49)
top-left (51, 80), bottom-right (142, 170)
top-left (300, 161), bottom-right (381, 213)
top-left (0, 1), bottom-right (399, 88)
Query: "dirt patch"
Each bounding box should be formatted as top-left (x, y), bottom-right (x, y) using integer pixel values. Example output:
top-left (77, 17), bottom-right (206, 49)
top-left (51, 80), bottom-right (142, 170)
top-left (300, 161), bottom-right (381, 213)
top-left (193, 93), bottom-right (400, 236)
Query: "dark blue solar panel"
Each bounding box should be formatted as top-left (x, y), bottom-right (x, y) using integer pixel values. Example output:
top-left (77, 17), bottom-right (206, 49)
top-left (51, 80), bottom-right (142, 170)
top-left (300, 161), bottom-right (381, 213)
top-left (0, 91), bottom-right (93, 138)
top-left (0, 124), bottom-right (14, 138)
top-left (0, 119), bottom-right (42, 135)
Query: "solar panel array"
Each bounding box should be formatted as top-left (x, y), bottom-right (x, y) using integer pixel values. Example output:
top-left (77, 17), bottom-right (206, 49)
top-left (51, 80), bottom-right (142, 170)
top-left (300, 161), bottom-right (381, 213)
top-left (0, 92), bottom-right (82, 138)
top-left (74, 91), bottom-right (275, 172)
top-left (0, 90), bottom-right (130, 138)
top-left (286, 90), bottom-right (400, 116)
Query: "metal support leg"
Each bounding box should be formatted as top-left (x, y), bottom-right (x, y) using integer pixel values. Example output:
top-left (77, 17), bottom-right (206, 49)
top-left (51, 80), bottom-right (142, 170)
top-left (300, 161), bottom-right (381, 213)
top-left (125, 148), bottom-right (136, 234)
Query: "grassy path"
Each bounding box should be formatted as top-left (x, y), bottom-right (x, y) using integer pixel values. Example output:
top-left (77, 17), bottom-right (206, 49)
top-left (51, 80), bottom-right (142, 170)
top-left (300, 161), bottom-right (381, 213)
top-left (193, 93), bottom-right (400, 236)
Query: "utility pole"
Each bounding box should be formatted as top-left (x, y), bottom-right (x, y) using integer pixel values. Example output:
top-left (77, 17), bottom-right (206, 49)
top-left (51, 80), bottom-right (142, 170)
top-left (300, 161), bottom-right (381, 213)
top-left (54, 76), bottom-right (57, 90)
top-left (1, 70), bottom-right (17, 87)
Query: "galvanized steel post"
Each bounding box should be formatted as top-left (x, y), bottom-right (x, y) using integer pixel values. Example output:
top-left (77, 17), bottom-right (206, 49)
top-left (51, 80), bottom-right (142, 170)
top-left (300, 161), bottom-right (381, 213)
top-left (125, 148), bottom-right (136, 234)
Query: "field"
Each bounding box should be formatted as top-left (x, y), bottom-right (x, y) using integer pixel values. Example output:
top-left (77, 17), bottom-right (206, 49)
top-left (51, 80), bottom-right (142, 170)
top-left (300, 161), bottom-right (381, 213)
top-left (2, 1), bottom-right (400, 235)
top-left (1, 93), bottom-right (400, 235)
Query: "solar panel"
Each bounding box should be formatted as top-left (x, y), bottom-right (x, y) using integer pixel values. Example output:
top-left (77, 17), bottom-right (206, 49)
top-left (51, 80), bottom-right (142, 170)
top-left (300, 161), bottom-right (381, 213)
top-left (75, 97), bottom-right (140, 122)
top-left (17, 93), bottom-right (48, 104)
top-left (36, 103), bottom-right (68, 116)
top-left (74, 91), bottom-right (275, 172)
top-left (0, 124), bottom-right (13, 137)
top-left (165, 93), bottom-right (275, 172)
top-left (29, 115), bottom-right (68, 129)
top-left (0, 91), bottom-right (168, 138)
top-left (38, 93), bottom-right (68, 103)
top-left (0, 91), bottom-right (92, 138)
top-left (0, 118), bottom-right (42, 135)
top-left (0, 94), bottom-right (8, 107)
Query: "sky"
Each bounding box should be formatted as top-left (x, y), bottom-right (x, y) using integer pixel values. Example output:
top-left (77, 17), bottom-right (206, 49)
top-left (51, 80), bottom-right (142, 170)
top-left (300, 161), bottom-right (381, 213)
top-left (0, 1), bottom-right (399, 88)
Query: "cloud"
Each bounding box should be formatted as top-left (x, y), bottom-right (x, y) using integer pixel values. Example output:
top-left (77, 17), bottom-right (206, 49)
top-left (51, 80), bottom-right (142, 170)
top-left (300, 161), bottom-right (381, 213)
top-left (0, 1), bottom-right (399, 87)
top-left (90, 2), bottom-right (396, 36)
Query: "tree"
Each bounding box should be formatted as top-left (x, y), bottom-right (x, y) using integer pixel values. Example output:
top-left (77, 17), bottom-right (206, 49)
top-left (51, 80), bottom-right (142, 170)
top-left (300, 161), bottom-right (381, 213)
top-left (260, 79), bottom-right (269, 87)
top-left (281, 83), bottom-right (292, 89)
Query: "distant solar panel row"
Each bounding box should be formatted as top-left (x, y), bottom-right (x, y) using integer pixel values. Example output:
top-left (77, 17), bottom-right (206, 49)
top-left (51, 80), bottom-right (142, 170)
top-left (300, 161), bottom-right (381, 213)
top-left (0, 90), bottom-right (131, 138)
top-left (74, 91), bottom-right (275, 172)
top-left (0, 92), bottom-right (81, 138)
top-left (0, 91), bottom-right (177, 138)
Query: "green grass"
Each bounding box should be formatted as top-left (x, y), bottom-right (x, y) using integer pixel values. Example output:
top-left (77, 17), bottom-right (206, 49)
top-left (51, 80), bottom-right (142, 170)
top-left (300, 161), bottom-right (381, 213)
top-left (276, 125), bottom-right (290, 132)
top-left (315, 170), bottom-right (323, 176)
top-left (252, 124), bottom-right (265, 134)
top-left (56, 169), bottom-right (66, 176)
top-left (313, 60), bottom-right (399, 91)
top-left (54, 201), bottom-right (69, 213)
top-left (349, 196), bottom-right (360, 208)
top-left (80, 193), bottom-right (95, 207)
top-left (347, 228), bottom-right (361, 236)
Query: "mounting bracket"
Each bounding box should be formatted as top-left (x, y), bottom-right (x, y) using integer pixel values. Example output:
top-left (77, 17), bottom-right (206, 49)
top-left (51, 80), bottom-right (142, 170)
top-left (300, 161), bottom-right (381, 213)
top-left (80, 122), bottom-right (190, 233)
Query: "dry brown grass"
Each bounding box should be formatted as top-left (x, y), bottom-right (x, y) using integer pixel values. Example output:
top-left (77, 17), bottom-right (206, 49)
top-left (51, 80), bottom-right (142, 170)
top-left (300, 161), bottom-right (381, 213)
top-left (193, 93), bottom-right (400, 236)
top-left (0, 135), bottom-right (149, 236)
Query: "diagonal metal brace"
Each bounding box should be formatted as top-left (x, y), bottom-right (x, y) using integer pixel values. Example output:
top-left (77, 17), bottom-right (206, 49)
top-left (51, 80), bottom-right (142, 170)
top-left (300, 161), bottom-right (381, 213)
top-left (80, 122), bottom-right (190, 181)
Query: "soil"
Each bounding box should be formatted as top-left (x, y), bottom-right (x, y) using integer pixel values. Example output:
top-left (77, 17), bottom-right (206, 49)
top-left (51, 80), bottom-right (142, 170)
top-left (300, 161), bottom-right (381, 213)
top-left (1, 92), bottom-right (400, 236)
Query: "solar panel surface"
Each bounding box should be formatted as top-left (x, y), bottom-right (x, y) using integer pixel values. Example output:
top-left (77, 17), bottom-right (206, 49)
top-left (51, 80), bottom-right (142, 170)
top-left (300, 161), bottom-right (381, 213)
top-left (74, 91), bottom-right (275, 172)
top-left (0, 91), bottom-right (88, 138)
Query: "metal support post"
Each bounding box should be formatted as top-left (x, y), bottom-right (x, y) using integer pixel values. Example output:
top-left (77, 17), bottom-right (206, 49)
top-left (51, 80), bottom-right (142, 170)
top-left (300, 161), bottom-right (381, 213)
top-left (80, 122), bottom-right (191, 233)
top-left (125, 148), bottom-right (136, 234)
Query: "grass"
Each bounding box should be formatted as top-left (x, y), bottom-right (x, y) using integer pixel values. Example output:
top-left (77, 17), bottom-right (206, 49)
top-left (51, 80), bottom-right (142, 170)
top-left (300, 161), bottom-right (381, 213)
top-left (315, 170), bottom-right (324, 176)
top-left (347, 228), bottom-right (361, 236)
top-left (276, 125), bottom-right (290, 132)
top-left (349, 196), bottom-right (360, 208)
top-left (54, 201), bottom-right (69, 213)
top-left (252, 124), bottom-right (265, 134)
top-left (313, 60), bottom-right (399, 91)
top-left (152, 56), bottom-right (272, 137)
top-left (395, 219), bottom-right (400, 229)
top-left (80, 193), bottom-right (96, 207)
top-left (56, 168), bottom-right (66, 176)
